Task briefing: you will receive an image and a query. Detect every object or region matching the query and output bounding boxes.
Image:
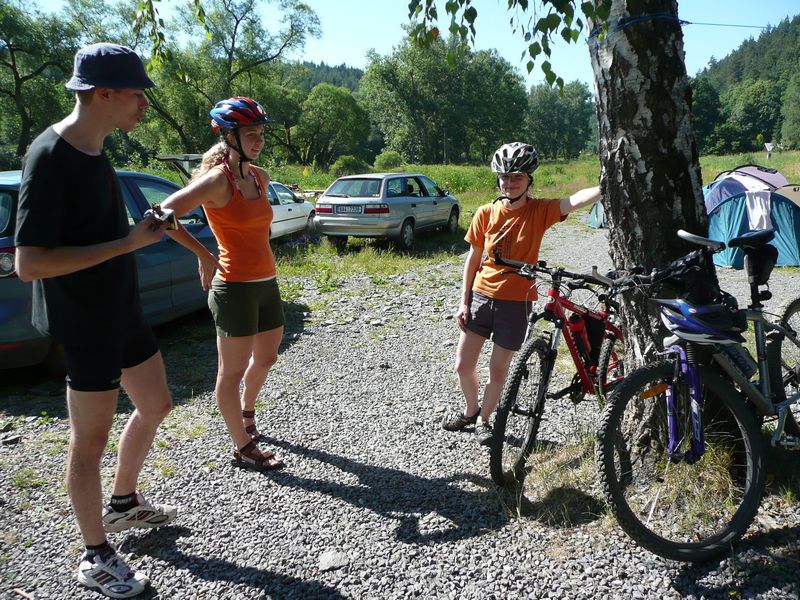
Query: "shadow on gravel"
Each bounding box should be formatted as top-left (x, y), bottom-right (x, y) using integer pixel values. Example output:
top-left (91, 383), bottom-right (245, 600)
top-left (129, 525), bottom-right (346, 599)
top-left (497, 485), bottom-right (604, 528)
top-left (263, 439), bottom-right (508, 544)
top-left (670, 525), bottom-right (800, 598)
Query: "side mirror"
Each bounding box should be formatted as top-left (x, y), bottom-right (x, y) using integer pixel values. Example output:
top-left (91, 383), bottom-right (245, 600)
top-left (293, 195), bottom-right (304, 203)
top-left (439, 188), bottom-right (449, 196)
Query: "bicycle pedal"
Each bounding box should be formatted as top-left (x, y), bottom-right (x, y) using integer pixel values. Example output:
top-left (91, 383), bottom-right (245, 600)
top-left (778, 435), bottom-right (800, 450)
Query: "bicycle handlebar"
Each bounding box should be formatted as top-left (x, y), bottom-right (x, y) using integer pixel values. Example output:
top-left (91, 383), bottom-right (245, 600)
top-left (493, 230), bottom-right (729, 300)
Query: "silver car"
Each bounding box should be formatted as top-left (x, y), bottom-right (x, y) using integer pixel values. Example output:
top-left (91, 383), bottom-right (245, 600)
top-left (313, 173), bottom-right (461, 250)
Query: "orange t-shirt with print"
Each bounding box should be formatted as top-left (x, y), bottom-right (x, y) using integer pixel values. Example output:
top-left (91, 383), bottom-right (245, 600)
top-left (465, 198), bottom-right (563, 301)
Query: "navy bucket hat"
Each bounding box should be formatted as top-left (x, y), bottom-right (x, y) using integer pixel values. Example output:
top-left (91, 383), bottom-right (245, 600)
top-left (65, 43), bottom-right (155, 91)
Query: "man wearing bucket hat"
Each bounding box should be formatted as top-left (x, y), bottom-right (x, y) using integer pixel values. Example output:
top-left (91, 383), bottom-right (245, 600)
top-left (15, 43), bottom-right (177, 598)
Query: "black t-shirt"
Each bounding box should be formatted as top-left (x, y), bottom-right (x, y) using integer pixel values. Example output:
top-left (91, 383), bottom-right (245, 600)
top-left (15, 127), bottom-right (142, 345)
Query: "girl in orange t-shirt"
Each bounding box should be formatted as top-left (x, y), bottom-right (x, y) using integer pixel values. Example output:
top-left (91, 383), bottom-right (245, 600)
top-left (442, 142), bottom-right (601, 446)
top-left (161, 97), bottom-right (284, 471)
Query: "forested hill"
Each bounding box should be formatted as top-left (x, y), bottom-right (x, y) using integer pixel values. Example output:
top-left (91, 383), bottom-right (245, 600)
top-left (296, 61), bottom-right (363, 91)
top-left (697, 14), bottom-right (800, 94)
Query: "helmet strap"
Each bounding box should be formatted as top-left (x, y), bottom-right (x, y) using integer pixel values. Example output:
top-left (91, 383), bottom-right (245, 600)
top-left (222, 129), bottom-right (254, 178)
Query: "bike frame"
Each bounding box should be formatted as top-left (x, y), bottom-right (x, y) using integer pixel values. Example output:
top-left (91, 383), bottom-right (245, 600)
top-left (524, 275), bottom-right (624, 397)
top-left (665, 306), bottom-right (800, 461)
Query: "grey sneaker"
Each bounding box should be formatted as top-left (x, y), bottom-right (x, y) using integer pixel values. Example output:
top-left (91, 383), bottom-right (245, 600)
top-left (475, 422), bottom-right (493, 446)
top-left (77, 549), bottom-right (149, 598)
top-left (102, 492), bottom-right (177, 533)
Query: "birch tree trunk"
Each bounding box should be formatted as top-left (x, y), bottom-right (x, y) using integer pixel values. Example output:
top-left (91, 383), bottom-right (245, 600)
top-left (589, 0), bottom-right (707, 364)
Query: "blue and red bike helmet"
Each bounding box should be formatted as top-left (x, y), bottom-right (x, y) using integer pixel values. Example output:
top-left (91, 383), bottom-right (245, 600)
top-left (655, 298), bottom-right (747, 345)
top-left (210, 97), bottom-right (270, 175)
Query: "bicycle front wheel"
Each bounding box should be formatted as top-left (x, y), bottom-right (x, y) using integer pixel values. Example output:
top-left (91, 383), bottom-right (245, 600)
top-left (596, 361), bottom-right (765, 562)
top-left (489, 336), bottom-right (551, 487)
top-left (779, 297), bottom-right (800, 399)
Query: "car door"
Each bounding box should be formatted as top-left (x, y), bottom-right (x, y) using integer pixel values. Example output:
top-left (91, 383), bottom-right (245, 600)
top-left (121, 175), bottom-right (214, 323)
top-left (117, 176), bottom-right (173, 324)
top-left (267, 183), bottom-right (290, 239)
top-left (271, 182), bottom-right (308, 237)
top-left (405, 176), bottom-right (435, 227)
top-left (418, 175), bottom-right (451, 224)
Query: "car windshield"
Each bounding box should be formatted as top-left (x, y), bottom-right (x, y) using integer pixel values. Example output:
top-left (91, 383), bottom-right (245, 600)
top-left (328, 178), bottom-right (381, 198)
top-left (0, 190), bottom-right (14, 236)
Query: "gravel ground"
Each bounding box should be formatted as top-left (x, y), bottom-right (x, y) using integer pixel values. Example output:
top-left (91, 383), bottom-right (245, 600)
top-left (2, 220), bottom-right (800, 599)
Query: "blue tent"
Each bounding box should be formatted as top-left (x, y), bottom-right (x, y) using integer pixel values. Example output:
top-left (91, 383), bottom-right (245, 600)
top-left (586, 200), bottom-right (607, 228)
top-left (708, 186), bottom-right (800, 269)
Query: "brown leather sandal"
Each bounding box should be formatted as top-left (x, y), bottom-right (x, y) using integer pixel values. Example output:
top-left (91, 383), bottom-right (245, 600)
top-left (242, 409), bottom-right (266, 442)
top-left (233, 440), bottom-right (285, 471)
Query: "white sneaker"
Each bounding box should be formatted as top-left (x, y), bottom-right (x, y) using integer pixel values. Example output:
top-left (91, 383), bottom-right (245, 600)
top-left (102, 492), bottom-right (177, 533)
top-left (77, 550), bottom-right (149, 598)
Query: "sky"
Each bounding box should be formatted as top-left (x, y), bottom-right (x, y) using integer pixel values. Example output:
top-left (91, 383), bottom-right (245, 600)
top-left (37, 0), bottom-right (800, 87)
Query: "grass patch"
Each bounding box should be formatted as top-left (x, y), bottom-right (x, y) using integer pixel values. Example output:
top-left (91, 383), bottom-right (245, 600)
top-left (153, 456), bottom-right (177, 478)
top-left (11, 468), bottom-right (46, 489)
top-left (501, 435), bottom-right (602, 526)
top-left (36, 430), bottom-right (70, 457)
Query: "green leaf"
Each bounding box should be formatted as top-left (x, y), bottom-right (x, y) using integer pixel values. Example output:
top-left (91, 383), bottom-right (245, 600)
top-left (571, 29), bottom-right (580, 42)
top-left (546, 13), bottom-right (561, 30)
top-left (464, 6), bottom-right (477, 23)
top-left (596, 1), bottom-right (612, 21)
top-left (528, 42), bottom-right (541, 58)
top-left (447, 51), bottom-right (456, 69)
top-left (526, 60), bottom-right (535, 73)
top-left (542, 60), bottom-right (552, 74)
top-left (545, 70), bottom-right (556, 85)
top-left (560, 26), bottom-right (572, 43)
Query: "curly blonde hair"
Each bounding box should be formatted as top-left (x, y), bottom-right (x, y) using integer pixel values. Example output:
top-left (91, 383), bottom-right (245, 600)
top-left (191, 141), bottom-right (228, 181)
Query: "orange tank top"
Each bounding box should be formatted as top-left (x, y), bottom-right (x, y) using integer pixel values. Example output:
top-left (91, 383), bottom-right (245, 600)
top-left (204, 164), bottom-right (276, 282)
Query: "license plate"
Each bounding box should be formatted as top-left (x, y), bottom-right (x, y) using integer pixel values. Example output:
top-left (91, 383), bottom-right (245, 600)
top-left (336, 205), bottom-right (362, 214)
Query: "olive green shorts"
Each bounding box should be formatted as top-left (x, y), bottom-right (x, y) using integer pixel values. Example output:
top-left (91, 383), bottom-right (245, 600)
top-left (208, 277), bottom-right (285, 337)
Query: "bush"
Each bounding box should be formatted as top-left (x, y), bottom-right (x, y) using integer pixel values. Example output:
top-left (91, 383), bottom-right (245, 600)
top-left (331, 155), bottom-right (370, 178)
top-left (373, 150), bottom-right (403, 171)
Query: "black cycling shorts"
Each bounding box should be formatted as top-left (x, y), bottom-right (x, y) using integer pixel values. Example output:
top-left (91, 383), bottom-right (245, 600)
top-left (63, 323), bottom-right (159, 392)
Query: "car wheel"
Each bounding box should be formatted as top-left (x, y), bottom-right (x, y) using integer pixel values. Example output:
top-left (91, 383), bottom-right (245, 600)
top-left (445, 208), bottom-right (459, 233)
top-left (395, 219), bottom-right (415, 252)
top-left (328, 235), bottom-right (348, 251)
top-left (306, 211), bottom-right (316, 234)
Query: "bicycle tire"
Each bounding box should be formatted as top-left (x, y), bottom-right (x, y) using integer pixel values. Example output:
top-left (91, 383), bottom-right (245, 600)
top-left (776, 296), bottom-right (800, 434)
top-left (596, 333), bottom-right (625, 401)
top-left (489, 336), bottom-right (551, 488)
top-left (596, 361), bottom-right (765, 562)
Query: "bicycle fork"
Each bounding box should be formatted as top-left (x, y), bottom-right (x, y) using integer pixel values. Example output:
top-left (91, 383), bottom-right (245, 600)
top-left (665, 344), bottom-right (705, 463)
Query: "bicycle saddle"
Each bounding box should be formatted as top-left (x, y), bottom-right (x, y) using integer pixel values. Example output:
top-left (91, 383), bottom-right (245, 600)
top-left (728, 228), bottom-right (775, 249)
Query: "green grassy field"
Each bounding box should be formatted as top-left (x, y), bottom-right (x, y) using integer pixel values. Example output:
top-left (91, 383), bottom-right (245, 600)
top-left (144, 150), bottom-right (800, 278)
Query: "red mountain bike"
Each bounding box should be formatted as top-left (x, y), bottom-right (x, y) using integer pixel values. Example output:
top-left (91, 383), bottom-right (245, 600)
top-left (489, 254), bottom-right (636, 488)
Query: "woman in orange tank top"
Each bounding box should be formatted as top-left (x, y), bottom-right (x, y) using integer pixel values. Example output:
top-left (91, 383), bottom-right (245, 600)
top-left (160, 97), bottom-right (285, 471)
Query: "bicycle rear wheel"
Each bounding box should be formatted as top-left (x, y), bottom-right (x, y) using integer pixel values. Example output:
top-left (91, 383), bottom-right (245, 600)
top-left (596, 361), bottom-right (765, 562)
top-left (489, 336), bottom-right (550, 487)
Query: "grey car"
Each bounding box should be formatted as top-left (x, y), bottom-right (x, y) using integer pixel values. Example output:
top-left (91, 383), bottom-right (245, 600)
top-left (313, 173), bottom-right (461, 250)
top-left (0, 170), bottom-right (215, 371)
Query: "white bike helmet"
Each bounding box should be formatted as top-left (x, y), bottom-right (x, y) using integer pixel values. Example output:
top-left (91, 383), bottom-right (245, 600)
top-left (491, 142), bottom-right (539, 174)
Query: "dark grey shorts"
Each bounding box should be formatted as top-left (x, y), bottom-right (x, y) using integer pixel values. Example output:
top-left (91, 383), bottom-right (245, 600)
top-left (208, 277), bottom-right (284, 337)
top-left (464, 291), bottom-right (532, 351)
